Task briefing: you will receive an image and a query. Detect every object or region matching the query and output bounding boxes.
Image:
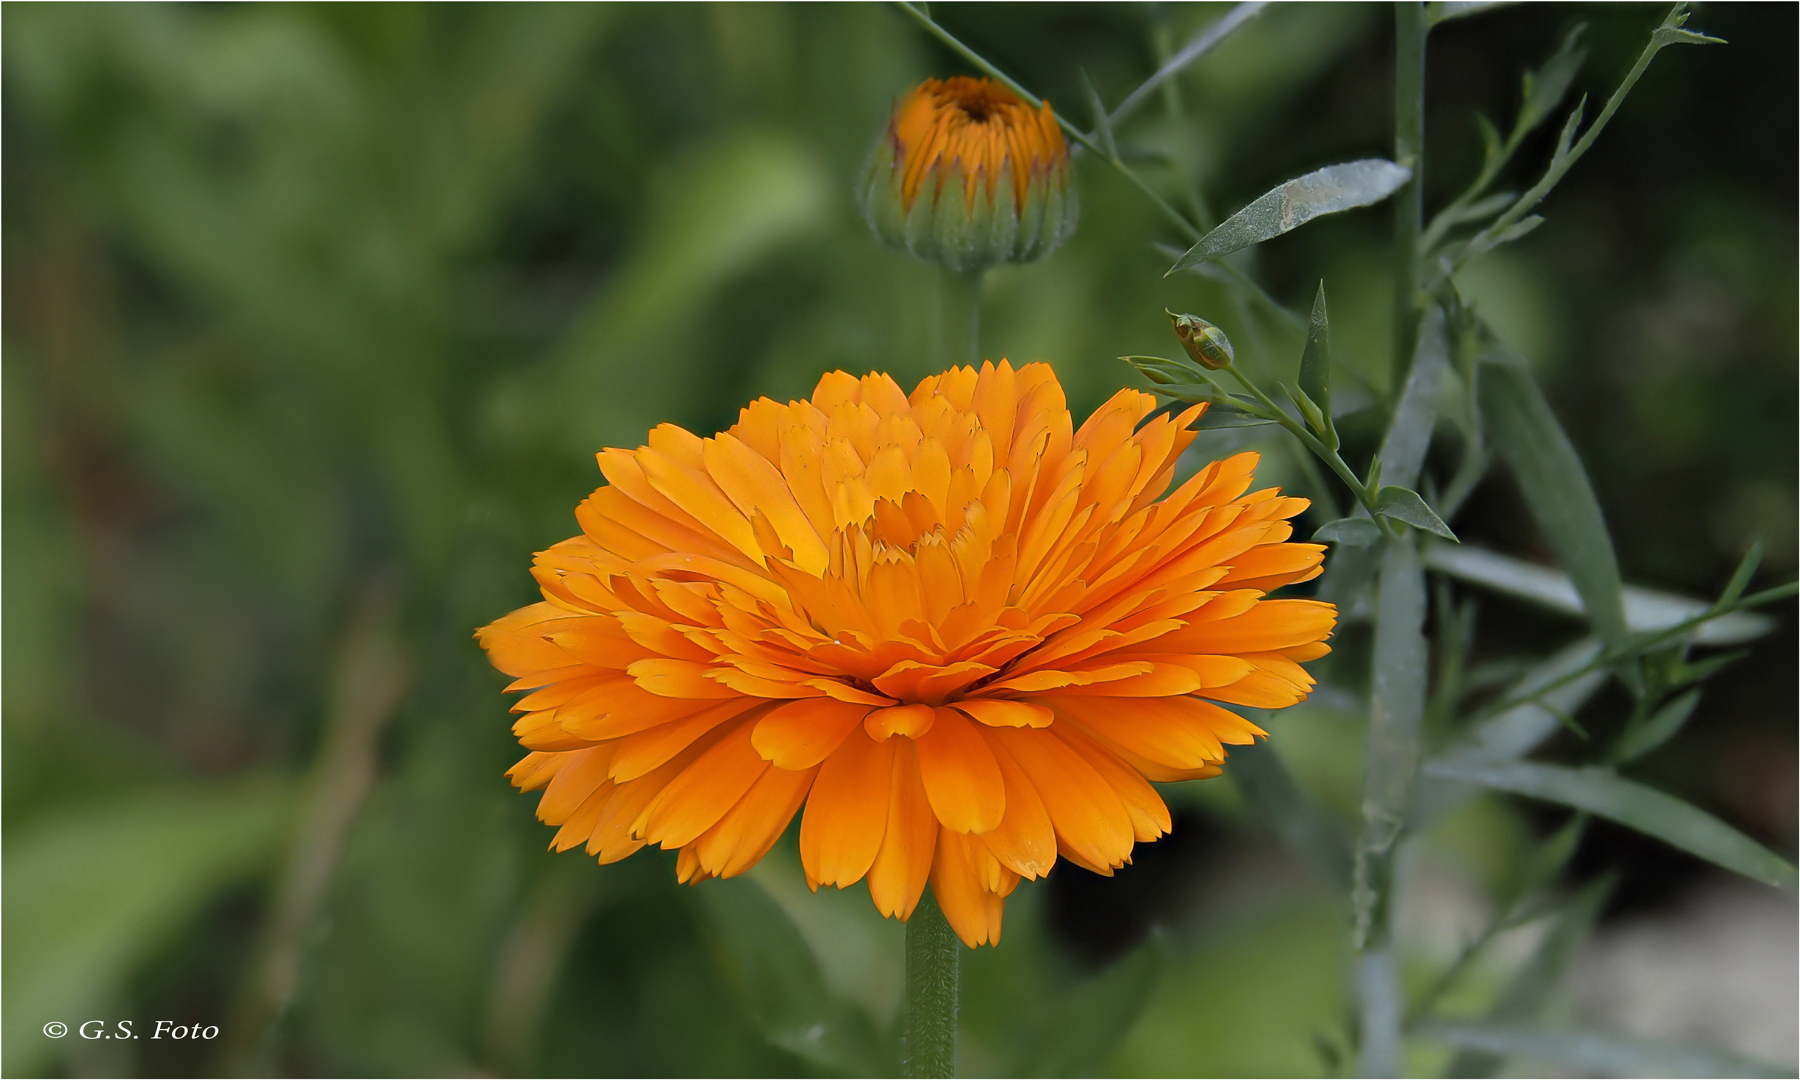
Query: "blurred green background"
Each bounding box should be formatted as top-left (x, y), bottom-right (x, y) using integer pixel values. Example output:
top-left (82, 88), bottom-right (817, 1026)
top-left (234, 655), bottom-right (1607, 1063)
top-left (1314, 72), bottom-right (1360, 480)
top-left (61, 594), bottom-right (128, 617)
top-left (4, 3), bottom-right (1793, 1077)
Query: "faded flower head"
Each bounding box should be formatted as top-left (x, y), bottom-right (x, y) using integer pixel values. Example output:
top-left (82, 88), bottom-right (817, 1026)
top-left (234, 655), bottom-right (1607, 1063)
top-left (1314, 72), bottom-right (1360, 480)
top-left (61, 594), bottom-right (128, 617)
top-left (858, 77), bottom-right (1077, 272)
top-left (479, 361), bottom-right (1334, 947)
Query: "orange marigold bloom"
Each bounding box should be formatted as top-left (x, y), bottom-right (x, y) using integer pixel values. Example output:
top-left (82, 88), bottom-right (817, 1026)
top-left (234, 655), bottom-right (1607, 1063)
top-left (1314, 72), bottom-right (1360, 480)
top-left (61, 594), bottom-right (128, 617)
top-left (479, 361), bottom-right (1335, 947)
top-left (859, 77), bottom-right (1076, 270)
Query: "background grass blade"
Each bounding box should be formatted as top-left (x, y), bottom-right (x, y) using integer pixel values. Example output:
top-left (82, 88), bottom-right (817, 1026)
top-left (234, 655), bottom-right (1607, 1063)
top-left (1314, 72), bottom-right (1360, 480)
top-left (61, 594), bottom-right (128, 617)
top-left (1417, 1020), bottom-right (1796, 1079)
top-left (1479, 350), bottom-right (1629, 652)
top-left (1421, 759), bottom-right (1798, 890)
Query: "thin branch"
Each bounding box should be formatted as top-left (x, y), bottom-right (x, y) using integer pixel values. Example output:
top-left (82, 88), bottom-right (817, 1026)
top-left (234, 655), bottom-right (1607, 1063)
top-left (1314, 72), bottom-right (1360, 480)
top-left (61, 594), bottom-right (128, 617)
top-left (1106, 2), bottom-right (1268, 131)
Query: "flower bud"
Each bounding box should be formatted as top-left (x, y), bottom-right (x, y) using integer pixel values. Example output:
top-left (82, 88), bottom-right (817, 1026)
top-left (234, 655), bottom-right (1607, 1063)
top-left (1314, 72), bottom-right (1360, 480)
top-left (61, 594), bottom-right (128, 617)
top-left (1167, 310), bottom-right (1235, 370)
top-left (858, 77), bottom-right (1077, 272)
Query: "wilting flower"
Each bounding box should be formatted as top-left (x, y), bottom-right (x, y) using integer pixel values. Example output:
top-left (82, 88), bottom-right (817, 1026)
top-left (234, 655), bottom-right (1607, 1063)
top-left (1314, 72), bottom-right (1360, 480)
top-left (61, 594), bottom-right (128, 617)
top-left (480, 361), bottom-right (1334, 947)
top-left (858, 77), bottom-right (1077, 271)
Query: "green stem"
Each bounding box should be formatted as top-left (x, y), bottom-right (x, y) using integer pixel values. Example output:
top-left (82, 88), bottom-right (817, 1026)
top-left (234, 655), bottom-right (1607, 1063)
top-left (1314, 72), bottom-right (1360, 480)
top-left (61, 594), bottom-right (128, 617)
top-left (902, 891), bottom-right (960, 1078)
top-left (939, 266), bottom-right (983, 368)
top-left (1392, 1), bottom-right (1426, 391)
top-left (1219, 361), bottom-right (1391, 531)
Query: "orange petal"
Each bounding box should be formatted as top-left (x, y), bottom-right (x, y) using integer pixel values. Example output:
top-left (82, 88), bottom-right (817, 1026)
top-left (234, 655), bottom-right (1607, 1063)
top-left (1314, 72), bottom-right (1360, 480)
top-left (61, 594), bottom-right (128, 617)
top-left (867, 740), bottom-right (938, 919)
top-left (1052, 724), bottom-right (1171, 842)
top-left (636, 720), bottom-right (770, 848)
top-left (976, 730), bottom-right (1057, 879)
top-left (691, 764), bottom-right (817, 879)
top-left (987, 726), bottom-right (1134, 872)
top-left (951, 698), bottom-right (1053, 729)
top-left (929, 827), bottom-right (1008, 947)
top-left (800, 729), bottom-right (895, 888)
top-left (914, 707), bottom-right (1005, 834)
top-left (753, 698), bottom-right (874, 769)
top-left (865, 703), bottom-right (936, 741)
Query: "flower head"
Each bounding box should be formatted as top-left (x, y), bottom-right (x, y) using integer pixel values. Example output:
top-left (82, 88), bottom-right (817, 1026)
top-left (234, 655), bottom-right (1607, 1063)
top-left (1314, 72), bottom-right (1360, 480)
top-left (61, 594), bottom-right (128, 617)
top-left (480, 361), bottom-right (1334, 947)
top-left (858, 77), bottom-right (1076, 271)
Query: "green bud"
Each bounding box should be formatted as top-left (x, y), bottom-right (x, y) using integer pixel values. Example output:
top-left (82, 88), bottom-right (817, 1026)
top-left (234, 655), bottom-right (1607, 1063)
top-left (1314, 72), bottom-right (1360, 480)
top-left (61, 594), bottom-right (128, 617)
top-left (1166, 310), bottom-right (1235, 370)
top-left (859, 77), bottom-right (1077, 272)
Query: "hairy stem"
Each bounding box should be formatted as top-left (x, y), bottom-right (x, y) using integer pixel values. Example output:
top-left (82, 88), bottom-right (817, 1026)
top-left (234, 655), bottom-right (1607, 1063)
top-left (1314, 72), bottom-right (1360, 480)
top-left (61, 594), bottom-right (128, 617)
top-left (902, 892), bottom-right (960, 1078)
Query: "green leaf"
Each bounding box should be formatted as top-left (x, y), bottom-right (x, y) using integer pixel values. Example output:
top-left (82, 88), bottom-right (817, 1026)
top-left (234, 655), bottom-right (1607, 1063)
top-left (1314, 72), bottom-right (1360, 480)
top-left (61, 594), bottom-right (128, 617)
top-left (3, 779), bottom-right (296, 1078)
top-left (1613, 689), bottom-right (1700, 763)
top-left (1420, 542), bottom-right (1777, 646)
top-left (1079, 69), bottom-right (1118, 160)
top-left (1427, 0), bottom-right (1519, 26)
top-left (694, 877), bottom-right (888, 1076)
top-left (1224, 734), bottom-right (1351, 885)
top-left (1462, 213), bottom-right (1543, 261)
top-left (1443, 875), bottom-right (1614, 1077)
top-left (1442, 189), bottom-right (1516, 229)
top-left (1120, 353), bottom-right (1205, 388)
top-left (1189, 400), bottom-right (1278, 430)
top-left (1420, 759), bottom-right (1798, 890)
top-left (1373, 486), bottom-right (1457, 540)
top-left (1479, 361), bottom-right (1629, 651)
top-left (1298, 281), bottom-right (1331, 418)
top-left (1313, 518), bottom-right (1383, 548)
top-left (1166, 160), bottom-right (1411, 271)
top-left (1474, 112), bottom-right (1504, 165)
top-left (1652, 4), bottom-right (1727, 49)
top-left (1518, 27), bottom-right (1588, 134)
top-left (1008, 935), bottom-right (1167, 1077)
top-left (1719, 540), bottom-right (1763, 608)
top-left (1417, 1021), bottom-right (1793, 1079)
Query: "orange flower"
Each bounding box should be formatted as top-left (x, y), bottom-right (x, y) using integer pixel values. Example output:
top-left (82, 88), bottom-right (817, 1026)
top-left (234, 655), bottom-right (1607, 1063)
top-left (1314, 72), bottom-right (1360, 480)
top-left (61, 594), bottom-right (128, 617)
top-left (859, 77), bottom-right (1076, 270)
top-left (479, 361), bottom-right (1335, 947)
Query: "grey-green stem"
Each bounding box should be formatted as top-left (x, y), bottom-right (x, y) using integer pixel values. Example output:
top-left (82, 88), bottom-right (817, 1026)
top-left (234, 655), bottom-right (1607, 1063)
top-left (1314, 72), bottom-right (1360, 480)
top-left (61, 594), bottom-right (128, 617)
top-left (1391, 1), bottom-right (1427, 391)
top-left (902, 891), bottom-right (960, 1078)
top-left (940, 266), bottom-right (983, 369)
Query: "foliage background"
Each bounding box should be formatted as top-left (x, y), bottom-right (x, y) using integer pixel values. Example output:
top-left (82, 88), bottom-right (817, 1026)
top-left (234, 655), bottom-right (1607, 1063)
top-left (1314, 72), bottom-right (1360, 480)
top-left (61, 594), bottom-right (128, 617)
top-left (3, 2), bottom-right (1794, 1076)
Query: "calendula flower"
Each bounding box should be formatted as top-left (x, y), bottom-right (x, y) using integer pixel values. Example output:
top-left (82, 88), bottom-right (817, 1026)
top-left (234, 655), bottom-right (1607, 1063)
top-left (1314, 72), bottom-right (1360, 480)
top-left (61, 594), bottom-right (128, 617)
top-left (479, 361), bottom-right (1334, 947)
top-left (858, 77), bottom-right (1077, 271)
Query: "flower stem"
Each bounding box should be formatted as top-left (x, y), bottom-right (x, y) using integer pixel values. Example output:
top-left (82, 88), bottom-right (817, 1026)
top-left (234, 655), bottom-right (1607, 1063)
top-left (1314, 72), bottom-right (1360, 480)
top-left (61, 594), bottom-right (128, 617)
top-left (902, 891), bottom-right (960, 1078)
top-left (940, 266), bottom-right (984, 367)
top-left (1391, 0), bottom-right (1426, 392)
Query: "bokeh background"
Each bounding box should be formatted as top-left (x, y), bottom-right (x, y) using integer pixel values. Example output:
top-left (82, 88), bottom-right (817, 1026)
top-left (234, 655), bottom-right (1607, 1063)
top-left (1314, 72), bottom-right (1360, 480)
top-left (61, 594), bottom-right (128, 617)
top-left (4, 3), bottom-right (1794, 1077)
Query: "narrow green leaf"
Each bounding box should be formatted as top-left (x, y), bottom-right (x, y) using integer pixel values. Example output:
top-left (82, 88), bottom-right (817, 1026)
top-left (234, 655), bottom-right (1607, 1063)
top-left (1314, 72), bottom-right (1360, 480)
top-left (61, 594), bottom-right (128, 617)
top-left (1420, 541), bottom-right (1776, 646)
top-left (1613, 688), bottom-right (1700, 763)
top-left (1417, 1021), bottom-right (1792, 1079)
top-left (1427, 0), bottom-right (1519, 26)
top-left (1421, 759), bottom-right (1798, 890)
top-left (1188, 401), bottom-right (1277, 430)
top-left (1373, 486), bottom-right (1458, 541)
top-left (1479, 361), bottom-right (1629, 650)
top-left (3, 779), bottom-right (296, 1078)
top-left (1443, 189), bottom-right (1516, 229)
top-left (1166, 160), bottom-right (1411, 271)
top-left (1652, 4), bottom-right (1727, 48)
top-left (1080, 69), bottom-right (1118, 160)
top-left (1298, 281), bottom-right (1331, 416)
top-left (1443, 876), bottom-right (1614, 1077)
top-left (1008, 936), bottom-right (1166, 1077)
top-left (1518, 27), bottom-right (1588, 134)
top-left (695, 878), bottom-right (887, 1076)
top-left (1719, 540), bottom-right (1763, 608)
top-left (1463, 214), bottom-right (1543, 261)
top-left (1314, 518), bottom-right (1383, 548)
top-left (1474, 112), bottom-right (1504, 165)
top-left (1225, 735), bottom-right (1351, 884)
